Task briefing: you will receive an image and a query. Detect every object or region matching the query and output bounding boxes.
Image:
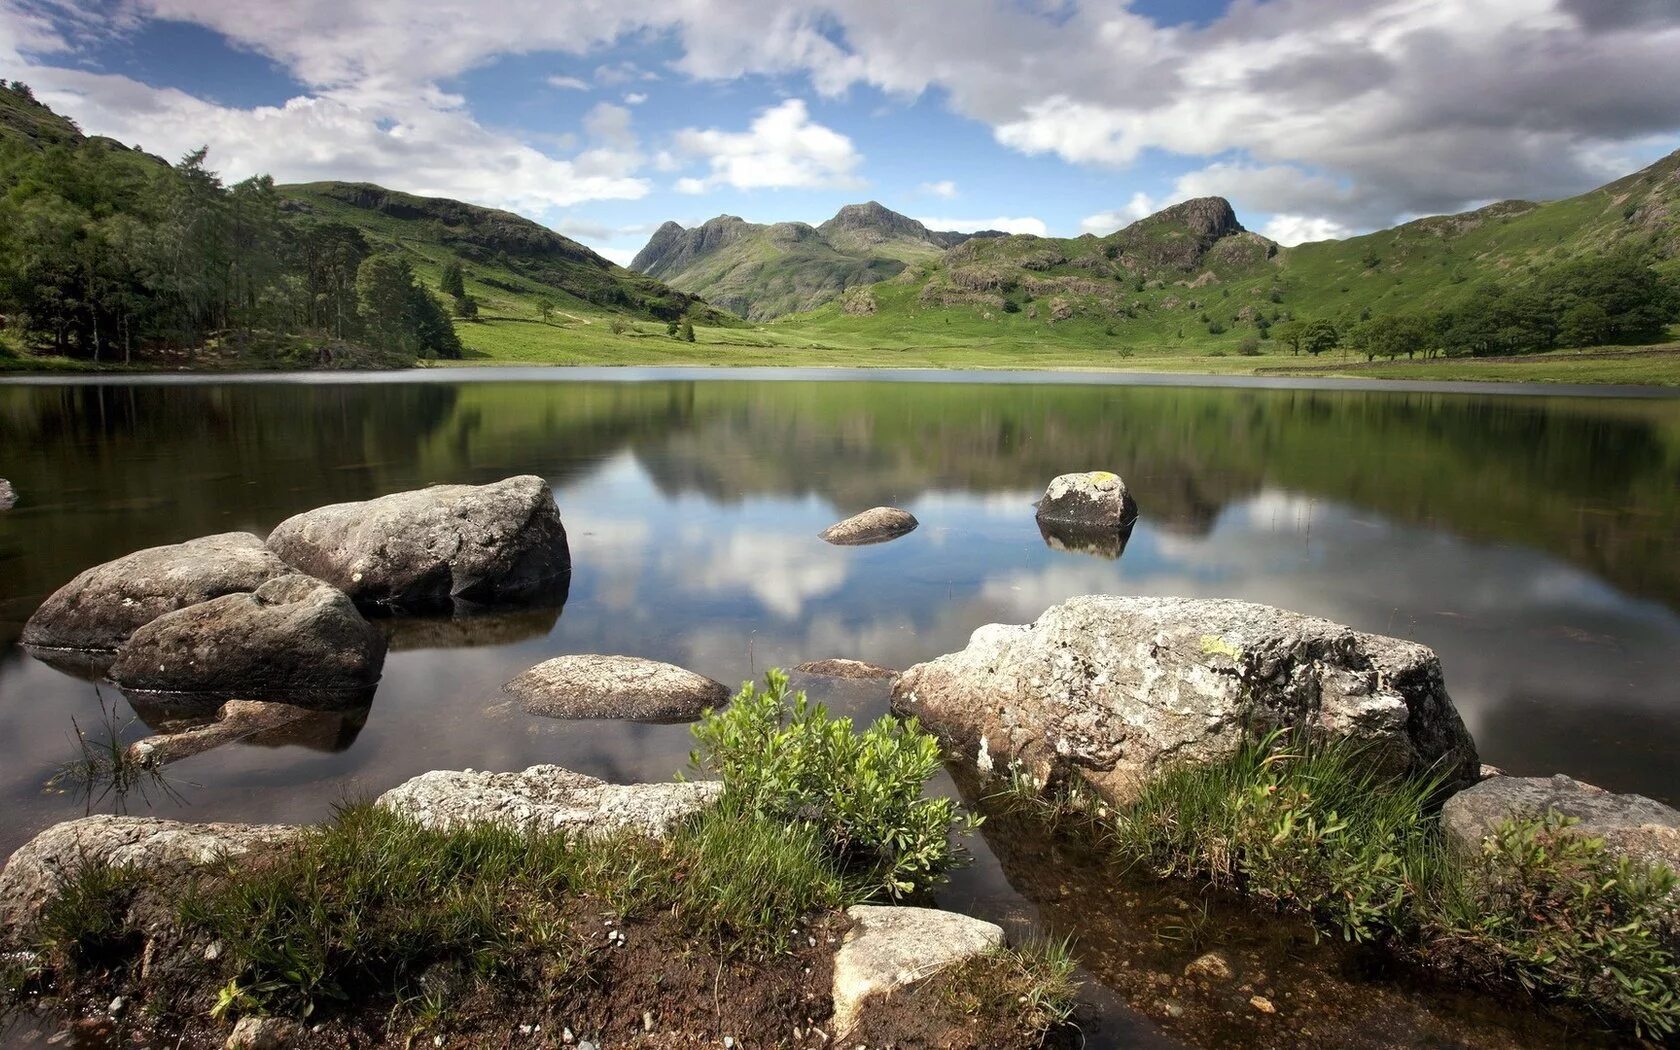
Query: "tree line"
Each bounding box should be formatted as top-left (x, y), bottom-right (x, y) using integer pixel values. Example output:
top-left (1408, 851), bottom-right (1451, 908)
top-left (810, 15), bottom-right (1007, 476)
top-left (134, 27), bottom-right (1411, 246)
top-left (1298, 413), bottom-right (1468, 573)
top-left (0, 82), bottom-right (460, 364)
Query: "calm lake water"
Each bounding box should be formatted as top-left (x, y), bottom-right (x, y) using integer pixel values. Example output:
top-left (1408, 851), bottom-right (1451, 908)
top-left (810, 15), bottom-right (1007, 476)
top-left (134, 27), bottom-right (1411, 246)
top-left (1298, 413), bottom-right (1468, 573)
top-left (2, 369), bottom-right (1678, 1048)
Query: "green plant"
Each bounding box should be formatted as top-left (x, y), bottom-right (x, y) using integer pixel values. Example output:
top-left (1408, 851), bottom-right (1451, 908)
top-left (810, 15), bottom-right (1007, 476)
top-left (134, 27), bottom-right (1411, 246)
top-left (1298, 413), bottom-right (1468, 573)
top-left (931, 938), bottom-right (1079, 1042)
top-left (36, 860), bottom-right (143, 972)
top-left (47, 688), bottom-right (184, 814)
top-left (691, 669), bottom-right (977, 899)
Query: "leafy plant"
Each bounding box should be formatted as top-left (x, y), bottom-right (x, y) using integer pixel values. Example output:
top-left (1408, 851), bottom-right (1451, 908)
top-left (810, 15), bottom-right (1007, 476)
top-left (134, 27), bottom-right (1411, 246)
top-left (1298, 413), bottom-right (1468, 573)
top-left (691, 669), bottom-right (977, 899)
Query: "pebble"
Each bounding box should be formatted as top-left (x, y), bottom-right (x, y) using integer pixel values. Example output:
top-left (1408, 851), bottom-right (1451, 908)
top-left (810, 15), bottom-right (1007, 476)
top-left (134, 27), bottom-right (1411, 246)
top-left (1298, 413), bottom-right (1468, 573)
top-left (643, 1011), bottom-right (655, 1032)
top-left (108, 997), bottom-right (124, 1015)
top-left (1250, 995), bottom-right (1276, 1014)
top-left (724, 1038), bottom-right (736, 1048)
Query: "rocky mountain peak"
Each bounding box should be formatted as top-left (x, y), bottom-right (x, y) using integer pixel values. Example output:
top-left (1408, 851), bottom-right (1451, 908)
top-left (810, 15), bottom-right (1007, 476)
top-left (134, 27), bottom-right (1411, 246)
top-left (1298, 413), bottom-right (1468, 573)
top-left (819, 201), bottom-right (934, 243)
top-left (1149, 197), bottom-right (1244, 242)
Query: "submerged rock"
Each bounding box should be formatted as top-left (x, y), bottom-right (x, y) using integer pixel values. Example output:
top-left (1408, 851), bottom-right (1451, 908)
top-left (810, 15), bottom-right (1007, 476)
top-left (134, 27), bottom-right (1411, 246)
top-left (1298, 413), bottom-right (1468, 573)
top-left (506, 654), bottom-right (730, 723)
top-left (376, 764), bottom-right (721, 837)
top-left (22, 533), bottom-right (291, 652)
top-left (109, 575), bottom-right (386, 702)
top-left (126, 699), bottom-right (363, 769)
top-left (1442, 774), bottom-right (1680, 876)
top-left (0, 478), bottom-right (14, 508)
top-left (0, 816), bottom-right (300, 945)
top-left (265, 475), bottom-right (571, 613)
top-left (791, 658), bottom-right (899, 681)
top-left (819, 506), bottom-right (918, 546)
top-left (1035, 471), bottom-right (1138, 531)
top-left (892, 595), bottom-right (1479, 805)
top-left (831, 905), bottom-right (1004, 1036)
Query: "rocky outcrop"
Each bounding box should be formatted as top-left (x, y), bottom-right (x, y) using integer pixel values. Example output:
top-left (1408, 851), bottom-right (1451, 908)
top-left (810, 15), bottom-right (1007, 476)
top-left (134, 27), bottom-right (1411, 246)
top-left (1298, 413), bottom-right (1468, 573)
top-left (505, 654), bottom-right (730, 723)
top-left (376, 765), bottom-right (721, 837)
top-left (819, 507), bottom-right (919, 546)
top-left (1036, 472), bottom-right (1138, 532)
top-left (792, 659), bottom-right (899, 681)
top-left (265, 476), bottom-right (570, 613)
top-left (1442, 774), bottom-right (1680, 876)
top-left (109, 575), bottom-right (386, 702)
top-left (831, 905), bottom-right (1004, 1036)
top-left (0, 816), bottom-right (300, 945)
top-left (892, 596), bottom-right (1480, 805)
top-left (22, 533), bottom-right (291, 652)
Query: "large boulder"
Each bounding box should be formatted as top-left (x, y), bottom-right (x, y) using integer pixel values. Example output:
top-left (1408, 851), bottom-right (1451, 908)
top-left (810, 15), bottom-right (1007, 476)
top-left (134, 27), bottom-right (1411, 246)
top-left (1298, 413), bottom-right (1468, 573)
top-left (376, 764), bottom-right (721, 837)
top-left (265, 476), bottom-right (570, 613)
top-left (1443, 774), bottom-right (1680, 876)
top-left (819, 507), bottom-right (918, 546)
top-left (109, 575), bottom-right (386, 702)
top-left (505, 654), bottom-right (730, 723)
top-left (0, 816), bottom-right (300, 946)
top-left (1035, 472), bottom-right (1138, 531)
top-left (892, 595), bottom-right (1479, 805)
top-left (831, 905), bottom-right (1004, 1036)
top-left (22, 533), bottom-right (291, 652)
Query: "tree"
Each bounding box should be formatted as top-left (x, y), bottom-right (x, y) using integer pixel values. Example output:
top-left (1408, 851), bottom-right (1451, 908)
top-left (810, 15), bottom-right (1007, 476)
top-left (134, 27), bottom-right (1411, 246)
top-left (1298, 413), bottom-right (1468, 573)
top-left (680, 319), bottom-right (695, 342)
top-left (452, 293), bottom-right (479, 320)
top-left (536, 297), bottom-right (555, 323)
top-left (1303, 319), bottom-right (1339, 356)
top-left (608, 316), bottom-right (629, 334)
top-left (439, 260), bottom-right (465, 299)
top-left (356, 252), bottom-right (461, 360)
top-left (1275, 318), bottom-right (1306, 355)
top-left (666, 319), bottom-right (679, 337)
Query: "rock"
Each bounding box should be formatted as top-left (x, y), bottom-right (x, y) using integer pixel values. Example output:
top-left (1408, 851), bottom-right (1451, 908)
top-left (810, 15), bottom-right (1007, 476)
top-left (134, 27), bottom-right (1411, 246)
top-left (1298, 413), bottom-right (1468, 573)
top-left (892, 595), bottom-right (1479, 805)
top-left (265, 476), bottom-right (571, 613)
top-left (791, 659), bottom-right (899, 682)
top-left (0, 478), bottom-right (14, 509)
top-left (126, 699), bottom-right (352, 769)
top-left (376, 765), bottom-right (721, 837)
top-left (109, 575), bottom-right (386, 702)
top-left (0, 816), bottom-right (300, 944)
top-left (1184, 951), bottom-right (1233, 982)
top-left (226, 1016), bottom-right (303, 1050)
top-left (819, 507), bottom-right (918, 546)
top-left (22, 533), bottom-right (291, 652)
top-left (1250, 995), bottom-right (1276, 1014)
top-left (1035, 472), bottom-right (1138, 532)
top-left (1442, 774), bottom-right (1680, 877)
top-left (831, 905), bottom-right (1004, 1036)
top-left (505, 654), bottom-right (730, 723)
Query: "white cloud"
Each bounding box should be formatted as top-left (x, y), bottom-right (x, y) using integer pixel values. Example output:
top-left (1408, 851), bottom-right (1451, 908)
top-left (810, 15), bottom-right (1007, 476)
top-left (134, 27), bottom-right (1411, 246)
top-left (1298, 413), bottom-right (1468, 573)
top-left (623, 91), bottom-right (647, 105)
top-left (914, 215), bottom-right (1047, 236)
top-left (1079, 191), bottom-right (1159, 235)
top-left (1262, 215), bottom-right (1355, 246)
top-left (546, 74), bottom-right (589, 91)
top-left (672, 98), bottom-right (864, 192)
top-left (918, 179), bottom-right (957, 198)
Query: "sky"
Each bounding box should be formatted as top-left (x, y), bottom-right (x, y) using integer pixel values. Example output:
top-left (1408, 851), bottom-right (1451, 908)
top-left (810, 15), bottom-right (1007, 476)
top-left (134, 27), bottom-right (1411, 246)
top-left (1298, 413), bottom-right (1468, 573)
top-left (3, 0), bottom-right (1679, 266)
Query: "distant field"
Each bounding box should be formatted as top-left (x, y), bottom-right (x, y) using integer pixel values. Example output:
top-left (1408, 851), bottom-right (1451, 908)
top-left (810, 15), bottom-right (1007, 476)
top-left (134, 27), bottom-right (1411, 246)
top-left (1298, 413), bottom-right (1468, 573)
top-left (1255, 344), bottom-right (1680, 386)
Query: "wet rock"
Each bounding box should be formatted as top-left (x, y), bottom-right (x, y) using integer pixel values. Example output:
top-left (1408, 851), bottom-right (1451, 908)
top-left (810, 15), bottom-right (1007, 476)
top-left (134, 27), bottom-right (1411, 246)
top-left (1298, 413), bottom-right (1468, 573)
top-left (126, 699), bottom-right (360, 769)
top-left (265, 475), bottom-right (571, 613)
top-left (1035, 471), bottom-right (1138, 531)
top-left (791, 658), bottom-right (899, 682)
top-left (892, 595), bottom-right (1479, 805)
top-left (226, 1016), bottom-right (303, 1049)
top-left (376, 764), bottom-right (721, 837)
top-left (1442, 774), bottom-right (1680, 877)
top-left (0, 478), bottom-right (14, 508)
top-left (831, 905), bottom-right (1004, 1036)
top-left (22, 533), bottom-right (291, 652)
top-left (0, 816), bottom-right (300, 945)
top-left (110, 575), bottom-right (386, 702)
top-left (819, 506), bottom-right (918, 546)
top-left (506, 654), bottom-right (729, 723)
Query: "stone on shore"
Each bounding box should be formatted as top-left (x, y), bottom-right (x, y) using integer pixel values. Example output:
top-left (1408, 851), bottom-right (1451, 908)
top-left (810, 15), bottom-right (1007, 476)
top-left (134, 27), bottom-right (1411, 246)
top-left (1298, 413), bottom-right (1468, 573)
top-left (109, 575), bottom-right (386, 702)
top-left (22, 533), bottom-right (291, 652)
top-left (791, 658), bottom-right (900, 681)
top-left (831, 905), bottom-right (1004, 1036)
top-left (506, 654), bottom-right (730, 723)
top-left (1442, 774), bottom-right (1680, 876)
top-left (892, 595), bottom-right (1479, 805)
top-left (819, 507), bottom-right (918, 546)
top-left (376, 764), bottom-right (721, 838)
top-left (265, 475), bottom-right (570, 613)
top-left (1035, 471), bottom-right (1138, 531)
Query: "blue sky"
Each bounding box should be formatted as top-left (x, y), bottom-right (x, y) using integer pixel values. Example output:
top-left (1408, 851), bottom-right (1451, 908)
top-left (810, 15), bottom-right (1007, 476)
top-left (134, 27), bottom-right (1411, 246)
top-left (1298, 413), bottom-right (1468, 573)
top-left (3, 0), bottom-right (1678, 265)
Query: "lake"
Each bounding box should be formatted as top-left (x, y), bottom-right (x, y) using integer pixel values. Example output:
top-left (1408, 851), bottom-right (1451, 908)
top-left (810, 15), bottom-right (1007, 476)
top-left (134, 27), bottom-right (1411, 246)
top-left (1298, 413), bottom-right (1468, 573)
top-left (2, 369), bottom-right (1678, 1047)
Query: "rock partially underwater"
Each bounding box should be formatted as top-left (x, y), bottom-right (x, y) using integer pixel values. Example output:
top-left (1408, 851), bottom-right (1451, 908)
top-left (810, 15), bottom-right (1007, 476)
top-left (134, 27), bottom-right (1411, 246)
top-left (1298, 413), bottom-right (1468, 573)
top-left (819, 506), bottom-right (919, 546)
top-left (376, 764), bottom-right (721, 838)
top-left (506, 654), bottom-right (730, 723)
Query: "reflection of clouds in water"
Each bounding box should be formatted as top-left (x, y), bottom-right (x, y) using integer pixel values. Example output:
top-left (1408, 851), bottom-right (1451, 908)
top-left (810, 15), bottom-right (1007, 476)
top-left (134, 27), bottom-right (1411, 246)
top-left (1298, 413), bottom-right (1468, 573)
top-left (686, 529), bottom-right (849, 619)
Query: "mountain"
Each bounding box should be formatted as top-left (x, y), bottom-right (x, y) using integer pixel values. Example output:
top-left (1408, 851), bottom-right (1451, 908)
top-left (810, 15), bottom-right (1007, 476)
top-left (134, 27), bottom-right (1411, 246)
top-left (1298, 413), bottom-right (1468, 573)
top-left (629, 202), bottom-right (996, 320)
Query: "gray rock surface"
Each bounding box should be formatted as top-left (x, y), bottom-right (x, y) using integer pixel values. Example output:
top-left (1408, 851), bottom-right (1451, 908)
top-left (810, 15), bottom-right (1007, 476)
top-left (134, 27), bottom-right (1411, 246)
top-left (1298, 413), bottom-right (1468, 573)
top-left (831, 905), bottom-right (1004, 1036)
top-left (1035, 471), bottom-right (1138, 531)
top-left (265, 476), bottom-right (570, 612)
top-left (0, 478), bottom-right (14, 509)
top-left (377, 765), bottom-right (721, 837)
top-left (0, 816), bottom-right (300, 945)
top-left (892, 595), bottom-right (1479, 805)
top-left (22, 533), bottom-right (291, 652)
top-left (506, 654), bottom-right (730, 723)
top-left (1442, 774), bottom-right (1680, 876)
top-left (819, 507), bottom-right (918, 546)
top-left (792, 658), bottom-right (900, 681)
top-left (226, 1016), bottom-right (303, 1050)
top-left (109, 575), bottom-right (386, 701)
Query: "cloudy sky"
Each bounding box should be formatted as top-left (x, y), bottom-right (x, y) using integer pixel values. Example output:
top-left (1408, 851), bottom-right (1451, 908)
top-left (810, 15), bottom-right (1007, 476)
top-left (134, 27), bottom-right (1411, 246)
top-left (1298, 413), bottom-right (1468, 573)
top-left (3, 0), bottom-right (1679, 264)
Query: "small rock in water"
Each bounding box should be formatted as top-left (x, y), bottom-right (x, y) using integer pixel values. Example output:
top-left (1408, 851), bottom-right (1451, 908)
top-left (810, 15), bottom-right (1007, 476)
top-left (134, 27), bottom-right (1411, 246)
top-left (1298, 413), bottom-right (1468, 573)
top-left (819, 507), bottom-right (918, 546)
top-left (1249, 995), bottom-right (1276, 1014)
top-left (507, 653), bottom-right (730, 723)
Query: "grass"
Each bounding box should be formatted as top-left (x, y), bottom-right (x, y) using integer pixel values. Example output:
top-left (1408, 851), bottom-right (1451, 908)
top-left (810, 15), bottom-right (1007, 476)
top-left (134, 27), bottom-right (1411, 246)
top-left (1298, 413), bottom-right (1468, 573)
top-left (930, 939), bottom-right (1081, 1044)
top-left (46, 689), bottom-right (184, 814)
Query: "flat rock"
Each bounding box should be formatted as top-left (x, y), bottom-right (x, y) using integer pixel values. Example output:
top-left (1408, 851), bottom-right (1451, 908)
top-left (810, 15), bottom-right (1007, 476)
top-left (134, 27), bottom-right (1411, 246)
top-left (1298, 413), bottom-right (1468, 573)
top-left (1442, 774), bottom-right (1680, 876)
top-left (109, 575), bottom-right (386, 702)
top-left (791, 658), bottom-right (899, 681)
top-left (506, 654), bottom-right (730, 723)
top-left (22, 533), bottom-right (291, 652)
top-left (892, 595), bottom-right (1479, 805)
top-left (0, 478), bottom-right (14, 509)
top-left (1035, 471), bottom-right (1138, 530)
top-left (819, 507), bottom-right (918, 546)
top-left (265, 475), bottom-right (570, 613)
top-left (0, 816), bottom-right (300, 945)
top-left (831, 905), bottom-right (1004, 1036)
top-left (376, 764), bottom-right (721, 837)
